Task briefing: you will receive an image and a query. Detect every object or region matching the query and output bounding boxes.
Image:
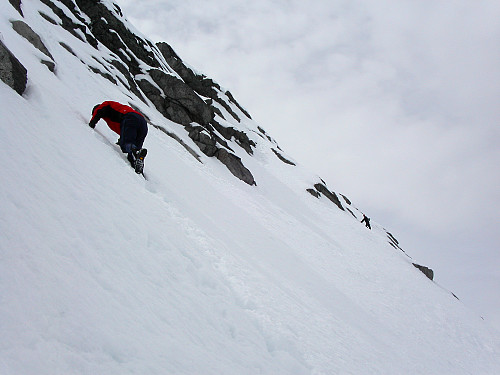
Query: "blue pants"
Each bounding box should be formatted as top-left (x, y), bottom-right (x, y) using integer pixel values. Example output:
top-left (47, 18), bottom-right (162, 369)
top-left (119, 112), bottom-right (148, 153)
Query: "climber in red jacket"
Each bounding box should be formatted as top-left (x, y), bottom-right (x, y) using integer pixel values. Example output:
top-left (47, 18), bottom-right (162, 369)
top-left (89, 101), bottom-right (148, 173)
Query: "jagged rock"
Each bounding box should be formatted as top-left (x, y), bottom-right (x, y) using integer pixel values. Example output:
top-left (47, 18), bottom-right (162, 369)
top-left (413, 263), bottom-right (434, 281)
top-left (216, 149), bottom-right (256, 186)
top-left (345, 207), bottom-right (357, 218)
top-left (11, 20), bottom-right (54, 60)
top-left (225, 90), bottom-right (252, 119)
top-left (157, 42), bottom-right (252, 123)
top-left (39, 12), bottom-right (58, 25)
top-left (145, 69), bottom-right (213, 126)
top-left (59, 41), bottom-right (77, 56)
top-left (386, 231), bottom-right (408, 255)
top-left (208, 101), bottom-right (226, 120)
top-left (0, 40), bottom-right (27, 95)
top-left (211, 120), bottom-right (255, 154)
top-left (87, 65), bottom-right (116, 85)
top-left (157, 42), bottom-right (217, 98)
top-left (108, 59), bottom-right (146, 103)
top-left (312, 183), bottom-right (344, 211)
top-left (387, 232), bottom-right (400, 247)
top-left (257, 125), bottom-right (276, 144)
top-left (40, 0), bottom-right (97, 47)
top-left (137, 77), bottom-right (191, 126)
top-left (75, 0), bottom-right (157, 74)
top-left (341, 194), bottom-right (352, 205)
top-left (187, 126), bottom-right (218, 157)
top-left (9, 0), bottom-right (23, 16)
top-left (306, 188), bottom-right (320, 198)
top-left (271, 148), bottom-right (296, 165)
top-left (41, 59), bottom-right (55, 72)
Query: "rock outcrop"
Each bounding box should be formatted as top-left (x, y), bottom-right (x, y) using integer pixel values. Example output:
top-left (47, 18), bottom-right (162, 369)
top-left (272, 148), bottom-right (296, 165)
top-left (413, 263), bottom-right (434, 281)
top-left (146, 69), bottom-right (213, 126)
top-left (8, 0), bottom-right (23, 16)
top-left (156, 42), bottom-right (252, 123)
top-left (307, 182), bottom-right (344, 211)
top-left (216, 149), bottom-right (256, 186)
top-left (11, 20), bottom-right (53, 60)
top-left (0, 40), bottom-right (28, 95)
top-left (11, 20), bottom-right (55, 72)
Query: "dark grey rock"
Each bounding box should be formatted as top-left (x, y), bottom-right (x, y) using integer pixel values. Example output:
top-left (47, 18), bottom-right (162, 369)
top-left (306, 188), bottom-right (320, 198)
top-left (75, 0), bottom-right (157, 73)
top-left (146, 69), bottom-right (213, 126)
top-left (39, 12), bottom-right (58, 25)
top-left (345, 207), bottom-right (357, 218)
top-left (211, 120), bottom-right (255, 154)
top-left (0, 40), bottom-right (27, 95)
top-left (157, 42), bottom-right (252, 123)
top-left (59, 41), bottom-right (77, 56)
top-left (413, 263), bottom-right (434, 281)
top-left (313, 183), bottom-right (344, 211)
top-left (225, 90), bottom-right (252, 119)
top-left (41, 59), bottom-right (55, 72)
top-left (386, 231), bottom-right (407, 254)
top-left (108, 59), bottom-right (146, 103)
top-left (9, 0), bottom-right (23, 16)
top-left (40, 0), bottom-right (97, 47)
top-left (187, 125), bottom-right (218, 157)
top-left (87, 65), bottom-right (116, 85)
top-left (257, 126), bottom-right (275, 143)
top-left (216, 148), bottom-right (256, 186)
top-left (271, 148), bottom-right (296, 166)
top-left (11, 20), bottom-right (54, 60)
top-left (340, 194), bottom-right (352, 205)
top-left (136, 78), bottom-right (177, 120)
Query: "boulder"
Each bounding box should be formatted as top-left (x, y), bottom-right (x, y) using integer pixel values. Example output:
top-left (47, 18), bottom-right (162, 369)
top-left (9, 0), bottom-right (23, 16)
top-left (306, 188), bottom-right (320, 198)
top-left (75, 0), bottom-right (157, 73)
top-left (216, 149), bottom-right (256, 186)
top-left (0, 40), bottom-right (27, 95)
top-left (413, 263), bottom-right (434, 281)
top-left (146, 69), bottom-right (213, 126)
top-left (187, 126), bottom-right (218, 157)
top-left (157, 42), bottom-right (252, 122)
top-left (211, 120), bottom-right (256, 154)
top-left (40, 0), bottom-right (97, 47)
top-left (313, 183), bottom-right (344, 211)
top-left (11, 20), bottom-right (53, 60)
top-left (271, 148), bottom-right (296, 165)
top-left (41, 59), bottom-right (55, 72)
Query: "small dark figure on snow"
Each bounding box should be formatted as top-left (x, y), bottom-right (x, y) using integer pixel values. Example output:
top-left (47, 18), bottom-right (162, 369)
top-left (89, 101), bottom-right (148, 174)
top-left (361, 214), bottom-right (371, 229)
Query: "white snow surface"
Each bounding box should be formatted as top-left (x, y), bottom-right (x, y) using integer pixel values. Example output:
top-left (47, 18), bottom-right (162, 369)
top-left (1, 1), bottom-right (500, 374)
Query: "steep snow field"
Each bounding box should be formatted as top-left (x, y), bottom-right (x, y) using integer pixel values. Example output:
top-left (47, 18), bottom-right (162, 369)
top-left (1, 1), bottom-right (500, 374)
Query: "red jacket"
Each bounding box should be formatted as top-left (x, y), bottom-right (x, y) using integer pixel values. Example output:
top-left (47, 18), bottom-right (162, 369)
top-left (89, 101), bottom-right (143, 135)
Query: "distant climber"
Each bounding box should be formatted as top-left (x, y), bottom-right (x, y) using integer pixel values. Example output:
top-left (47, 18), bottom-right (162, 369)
top-left (89, 101), bottom-right (148, 174)
top-left (361, 214), bottom-right (371, 229)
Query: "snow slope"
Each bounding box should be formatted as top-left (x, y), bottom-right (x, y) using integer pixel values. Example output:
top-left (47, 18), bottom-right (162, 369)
top-left (1, 1), bottom-right (499, 374)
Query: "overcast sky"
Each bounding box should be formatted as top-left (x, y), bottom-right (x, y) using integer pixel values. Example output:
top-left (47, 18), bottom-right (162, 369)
top-left (115, 0), bottom-right (500, 330)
